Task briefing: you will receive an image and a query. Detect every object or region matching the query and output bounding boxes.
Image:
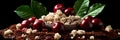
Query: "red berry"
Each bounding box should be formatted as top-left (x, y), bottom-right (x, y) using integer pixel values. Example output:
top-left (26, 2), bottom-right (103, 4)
top-left (52, 22), bottom-right (64, 33)
top-left (28, 16), bottom-right (36, 22)
top-left (84, 15), bottom-right (93, 21)
top-left (80, 19), bottom-right (92, 31)
top-left (64, 7), bottom-right (75, 16)
top-left (53, 3), bottom-right (64, 13)
top-left (22, 28), bottom-right (27, 32)
top-left (92, 18), bottom-right (103, 26)
top-left (32, 19), bottom-right (44, 29)
top-left (21, 20), bottom-right (30, 27)
top-left (79, 16), bottom-right (93, 31)
top-left (91, 18), bottom-right (104, 31)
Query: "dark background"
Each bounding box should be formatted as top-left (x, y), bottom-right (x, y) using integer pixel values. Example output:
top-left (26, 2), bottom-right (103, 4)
top-left (0, 0), bottom-right (120, 29)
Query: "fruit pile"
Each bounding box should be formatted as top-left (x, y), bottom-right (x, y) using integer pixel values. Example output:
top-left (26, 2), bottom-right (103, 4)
top-left (80, 16), bottom-right (104, 31)
top-left (53, 4), bottom-right (76, 16)
top-left (53, 3), bottom-right (104, 32)
top-left (13, 3), bottom-right (105, 33)
top-left (13, 0), bottom-right (106, 33)
top-left (0, 3), bottom-right (120, 40)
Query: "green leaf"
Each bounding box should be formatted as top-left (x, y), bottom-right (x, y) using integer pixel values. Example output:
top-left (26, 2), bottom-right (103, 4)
top-left (31, 0), bottom-right (48, 18)
top-left (83, 3), bottom-right (105, 18)
top-left (15, 5), bottom-right (35, 19)
top-left (74, 0), bottom-right (89, 17)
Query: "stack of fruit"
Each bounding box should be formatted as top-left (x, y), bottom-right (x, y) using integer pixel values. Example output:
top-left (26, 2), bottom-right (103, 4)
top-left (0, 0), bottom-right (120, 40)
top-left (13, 3), bottom-right (105, 33)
